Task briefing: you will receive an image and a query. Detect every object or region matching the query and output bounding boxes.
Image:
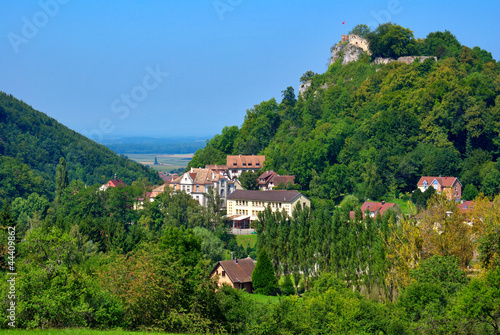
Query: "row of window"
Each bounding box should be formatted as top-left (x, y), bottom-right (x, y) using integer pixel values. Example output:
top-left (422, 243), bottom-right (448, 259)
top-left (236, 209), bottom-right (249, 215)
top-left (232, 163), bottom-right (260, 167)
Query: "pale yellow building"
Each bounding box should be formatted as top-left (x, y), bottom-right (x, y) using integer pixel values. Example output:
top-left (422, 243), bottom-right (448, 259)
top-left (226, 190), bottom-right (311, 227)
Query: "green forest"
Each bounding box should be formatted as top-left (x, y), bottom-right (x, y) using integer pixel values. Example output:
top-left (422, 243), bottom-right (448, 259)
top-left (0, 91), bottom-right (159, 203)
top-left (1, 23), bottom-right (500, 334)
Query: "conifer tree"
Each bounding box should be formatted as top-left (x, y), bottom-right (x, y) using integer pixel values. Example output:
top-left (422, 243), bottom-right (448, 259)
top-left (55, 157), bottom-right (69, 204)
top-left (252, 248), bottom-right (278, 295)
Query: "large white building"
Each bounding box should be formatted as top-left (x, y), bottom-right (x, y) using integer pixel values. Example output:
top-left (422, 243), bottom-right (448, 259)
top-left (169, 167), bottom-right (241, 207)
top-left (226, 190), bottom-right (310, 229)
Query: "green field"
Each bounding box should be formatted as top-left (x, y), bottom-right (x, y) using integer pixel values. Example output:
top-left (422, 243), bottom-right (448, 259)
top-left (236, 234), bottom-right (257, 249)
top-left (126, 153), bottom-right (193, 173)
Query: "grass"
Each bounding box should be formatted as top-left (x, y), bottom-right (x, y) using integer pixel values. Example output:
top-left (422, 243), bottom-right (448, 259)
top-left (235, 234), bottom-right (257, 249)
top-left (0, 330), bottom-right (186, 335)
top-left (244, 292), bottom-right (280, 305)
top-left (126, 153), bottom-right (192, 173)
top-left (380, 196), bottom-right (415, 215)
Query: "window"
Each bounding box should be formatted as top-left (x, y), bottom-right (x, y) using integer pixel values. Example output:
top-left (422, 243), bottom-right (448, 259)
top-left (242, 163), bottom-right (246, 166)
top-left (248, 163), bottom-right (252, 166)
top-left (222, 271), bottom-right (226, 277)
top-left (196, 185), bottom-right (199, 192)
top-left (256, 163), bottom-right (259, 166)
top-left (279, 203), bottom-right (282, 208)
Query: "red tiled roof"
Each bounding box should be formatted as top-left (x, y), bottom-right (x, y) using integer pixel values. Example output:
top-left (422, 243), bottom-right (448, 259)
top-left (227, 155), bottom-right (265, 169)
top-left (212, 258), bottom-right (255, 284)
top-left (107, 179), bottom-right (126, 187)
top-left (417, 176), bottom-right (460, 187)
top-left (360, 201), bottom-right (395, 217)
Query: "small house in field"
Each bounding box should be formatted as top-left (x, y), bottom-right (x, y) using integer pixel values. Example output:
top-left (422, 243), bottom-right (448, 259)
top-left (211, 258), bottom-right (255, 293)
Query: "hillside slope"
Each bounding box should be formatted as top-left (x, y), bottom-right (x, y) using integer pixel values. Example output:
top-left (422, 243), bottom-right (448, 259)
top-left (0, 92), bottom-right (159, 201)
top-left (189, 25), bottom-right (500, 201)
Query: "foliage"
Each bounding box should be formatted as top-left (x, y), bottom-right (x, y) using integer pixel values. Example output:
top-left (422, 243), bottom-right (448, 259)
top-left (366, 22), bottom-right (416, 58)
top-left (452, 267), bottom-right (500, 334)
top-left (349, 24), bottom-right (371, 38)
top-left (419, 195), bottom-right (473, 268)
top-left (252, 248), bottom-right (279, 295)
top-left (239, 170), bottom-right (260, 190)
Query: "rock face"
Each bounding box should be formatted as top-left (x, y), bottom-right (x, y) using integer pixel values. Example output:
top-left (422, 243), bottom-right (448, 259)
top-left (372, 56), bottom-right (438, 65)
top-left (330, 43), bottom-right (365, 66)
top-left (299, 80), bottom-right (312, 96)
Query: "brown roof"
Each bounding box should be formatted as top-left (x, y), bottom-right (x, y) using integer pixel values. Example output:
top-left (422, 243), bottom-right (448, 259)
top-left (212, 258), bottom-right (255, 284)
top-left (417, 176), bottom-right (461, 187)
top-left (206, 165), bottom-right (229, 171)
top-left (226, 190), bottom-right (305, 202)
top-left (227, 155), bottom-right (265, 169)
top-left (271, 175), bottom-right (295, 186)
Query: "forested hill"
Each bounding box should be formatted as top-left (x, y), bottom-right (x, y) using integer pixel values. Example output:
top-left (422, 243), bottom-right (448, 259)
top-left (0, 92), bottom-right (159, 201)
top-left (189, 24), bottom-right (500, 201)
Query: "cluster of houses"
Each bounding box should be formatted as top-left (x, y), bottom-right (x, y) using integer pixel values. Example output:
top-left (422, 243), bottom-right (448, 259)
top-left (100, 169), bottom-right (483, 293)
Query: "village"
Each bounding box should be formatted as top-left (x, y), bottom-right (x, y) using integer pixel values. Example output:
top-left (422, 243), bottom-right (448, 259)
top-left (97, 154), bottom-right (488, 294)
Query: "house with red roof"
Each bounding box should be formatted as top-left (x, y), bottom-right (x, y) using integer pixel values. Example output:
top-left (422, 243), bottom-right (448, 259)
top-left (99, 178), bottom-right (126, 191)
top-left (350, 201), bottom-right (396, 219)
top-left (417, 176), bottom-right (462, 200)
top-left (258, 170), bottom-right (296, 191)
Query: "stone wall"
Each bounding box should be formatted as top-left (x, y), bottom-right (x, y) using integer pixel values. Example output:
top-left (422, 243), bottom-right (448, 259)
top-left (372, 55), bottom-right (437, 65)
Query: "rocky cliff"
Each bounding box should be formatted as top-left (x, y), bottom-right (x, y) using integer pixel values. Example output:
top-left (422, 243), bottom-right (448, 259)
top-left (330, 43), bottom-right (365, 66)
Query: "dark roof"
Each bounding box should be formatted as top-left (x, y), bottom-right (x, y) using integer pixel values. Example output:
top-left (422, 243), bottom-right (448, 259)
top-left (258, 170), bottom-right (278, 183)
top-left (271, 175), bottom-right (295, 185)
top-left (226, 190), bottom-right (305, 202)
top-left (212, 258), bottom-right (255, 284)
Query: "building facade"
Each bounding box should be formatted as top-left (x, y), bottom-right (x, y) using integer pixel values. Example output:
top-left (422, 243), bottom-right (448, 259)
top-left (169, 167), bottom-right (240, 207)
top-left (226, 190), bottom-right (311, 225)
top-left (227, 155), bottom-right (266, 179)
top-left (417, 176), bottom-right (462, 200)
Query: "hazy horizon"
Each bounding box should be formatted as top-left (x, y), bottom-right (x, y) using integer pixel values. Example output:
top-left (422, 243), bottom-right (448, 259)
top-left (2, 1), bottom-right (499, 142)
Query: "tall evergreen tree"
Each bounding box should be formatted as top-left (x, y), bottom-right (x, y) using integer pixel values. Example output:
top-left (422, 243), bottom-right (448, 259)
top-left (252, 248), bottom-right (278, 295)
top-left (55, 157), bottom-right (69, 204)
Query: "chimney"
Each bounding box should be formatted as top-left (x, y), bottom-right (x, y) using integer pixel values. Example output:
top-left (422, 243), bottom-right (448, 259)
top-left (235, 258), bottom-right (238, 264)
top-left (381, 201), bottom-right (385, 205)
top-left (230, 252), bottom-right (234, 260)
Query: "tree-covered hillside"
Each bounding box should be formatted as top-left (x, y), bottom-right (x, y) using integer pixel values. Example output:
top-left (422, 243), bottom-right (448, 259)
top-left (0, 92), bottom-right (159, 201)
top-left (189, 24), bottom-right (500, 201)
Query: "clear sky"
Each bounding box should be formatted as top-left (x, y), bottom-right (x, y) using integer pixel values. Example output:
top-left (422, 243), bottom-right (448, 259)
top-left (1, 0), bottom-right (499, 142)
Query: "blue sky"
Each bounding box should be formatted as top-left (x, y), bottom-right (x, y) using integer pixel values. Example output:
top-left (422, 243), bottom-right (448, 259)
top-left (1, 0), bottom-right (499, 142)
